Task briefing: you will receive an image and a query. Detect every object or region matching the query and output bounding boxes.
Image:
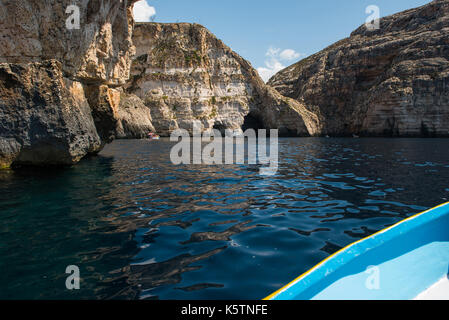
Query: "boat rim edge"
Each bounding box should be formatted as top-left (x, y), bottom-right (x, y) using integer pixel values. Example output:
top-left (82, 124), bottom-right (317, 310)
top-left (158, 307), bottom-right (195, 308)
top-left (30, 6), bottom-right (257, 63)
top-left (263, 201), bottom-right (449, 300)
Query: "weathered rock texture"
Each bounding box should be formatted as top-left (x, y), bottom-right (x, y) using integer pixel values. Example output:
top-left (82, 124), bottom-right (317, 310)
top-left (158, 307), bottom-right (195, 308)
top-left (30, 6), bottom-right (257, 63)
top-left (126, 23), bottom-right (320, 136)
top-left (116, 92), bottom-right (155, 139)
top-left (269, 0), bottom-right (449, 136)
top-left (0, 0), bottom-right (138, 167)
top-left (0, 61), bottom-right (101, 168)
top-left (0, 0), bottom-right (136, 86)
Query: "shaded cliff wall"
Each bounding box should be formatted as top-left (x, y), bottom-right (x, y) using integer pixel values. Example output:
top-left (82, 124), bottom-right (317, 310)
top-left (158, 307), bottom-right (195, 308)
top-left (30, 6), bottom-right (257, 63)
top-left (269, 0), bottom-right (449, 137)
top-left (0, 0), bottom-right (139, 167)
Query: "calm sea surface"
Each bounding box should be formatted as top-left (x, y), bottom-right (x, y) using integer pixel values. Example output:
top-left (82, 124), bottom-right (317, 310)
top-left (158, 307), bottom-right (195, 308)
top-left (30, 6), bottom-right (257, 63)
top-left (0, 138), bottom-right (448, 299)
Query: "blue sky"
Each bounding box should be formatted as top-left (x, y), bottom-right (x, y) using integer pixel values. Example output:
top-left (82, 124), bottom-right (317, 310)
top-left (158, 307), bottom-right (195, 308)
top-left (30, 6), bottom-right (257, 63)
top-left (134, 0), bottom-right (431, 81)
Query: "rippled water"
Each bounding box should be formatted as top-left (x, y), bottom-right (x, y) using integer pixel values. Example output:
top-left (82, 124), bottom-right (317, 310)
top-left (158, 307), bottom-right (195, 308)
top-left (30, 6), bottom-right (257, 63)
top-left (0, 138), bottom-right (448, 300)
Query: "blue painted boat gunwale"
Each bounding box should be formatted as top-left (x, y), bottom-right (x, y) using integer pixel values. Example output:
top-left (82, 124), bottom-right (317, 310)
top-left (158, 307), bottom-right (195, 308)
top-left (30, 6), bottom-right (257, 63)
top-left (265, 202), bottom-right (449, 300)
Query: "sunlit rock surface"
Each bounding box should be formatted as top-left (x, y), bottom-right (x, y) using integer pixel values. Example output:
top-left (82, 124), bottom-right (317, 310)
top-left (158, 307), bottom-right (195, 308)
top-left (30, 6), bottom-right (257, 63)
top-left (269, 0), bottom-right (449, 136)
top-left (127, 23), bottom-right (320, 136)
top-left (0, 0), bottom-right (137, 86)
top-left (0, 0), bottom-right (138, 167)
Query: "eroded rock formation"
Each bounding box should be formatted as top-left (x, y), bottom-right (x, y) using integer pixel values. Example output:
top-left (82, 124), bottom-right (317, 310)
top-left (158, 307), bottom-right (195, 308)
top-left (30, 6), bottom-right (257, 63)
top-left (0, 0), bottom-right (136, 86)
top-left (0, 60), bottom-right (102, 167)
top-left (269, 0), bottom-right (449, 136)
top-left (2, 0), bottom-right (445, 168)
top-left (116, 92), bottom-right (155, 139)
top-left (126, 23), bottom-right (320, 136)
top-left (0, 0), bottom-right (138, 167)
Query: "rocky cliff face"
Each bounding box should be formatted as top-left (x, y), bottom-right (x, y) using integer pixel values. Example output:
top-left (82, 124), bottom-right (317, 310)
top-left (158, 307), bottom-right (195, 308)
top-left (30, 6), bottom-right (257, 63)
top-left (0, 0), bottom-right (138, 167)
top-left (115, 92), bottom-right (155, 139)
top-left (126, 23), bottom-right (320, 136)
top-left (0, 3), bottom-right (321, 169)
top-left (0, 0), bottom-right (136, 86)
top-left (4, 0), bottom-right (443, 168)
top-left (0, 61), bottom-right (102, 168)
top-left (269, 0), bottom-right (449, 137)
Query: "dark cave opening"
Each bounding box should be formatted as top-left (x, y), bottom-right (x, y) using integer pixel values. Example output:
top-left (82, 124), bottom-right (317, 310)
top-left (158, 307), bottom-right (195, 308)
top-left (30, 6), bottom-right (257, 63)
top-left (242, 113), bottom-right (265, 132)
top-left (212, 122), bottom-right (228, 136)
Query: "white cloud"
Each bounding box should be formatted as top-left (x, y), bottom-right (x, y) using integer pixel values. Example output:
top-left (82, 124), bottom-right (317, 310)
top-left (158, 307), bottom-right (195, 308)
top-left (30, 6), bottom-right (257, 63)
top-left (266, 47), bottom-right (281, 57)
top-left (257, 47), bottom-right (304, 82)
top-left (133, 0), bottom-right (156, 22)
top-left (257, 61), bottom-right (286, 84)
top-left (279, 49), bottom-right (301, 61)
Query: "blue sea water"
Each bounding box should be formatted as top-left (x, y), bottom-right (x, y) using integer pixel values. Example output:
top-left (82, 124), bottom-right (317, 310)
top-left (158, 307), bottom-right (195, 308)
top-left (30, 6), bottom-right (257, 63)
top-left (0, 138), bottom-right (448, 300)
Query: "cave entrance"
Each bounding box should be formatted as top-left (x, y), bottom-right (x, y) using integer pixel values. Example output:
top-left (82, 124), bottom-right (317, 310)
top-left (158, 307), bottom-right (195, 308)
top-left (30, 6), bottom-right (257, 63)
top-left (242, 113), bottom-right (265, 132)
top-left (213, 122), bottom-right (228, 136)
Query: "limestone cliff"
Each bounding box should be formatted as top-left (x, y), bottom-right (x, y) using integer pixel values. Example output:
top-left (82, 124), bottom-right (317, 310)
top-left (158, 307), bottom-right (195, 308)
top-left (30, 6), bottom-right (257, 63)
top-left (0, 0), bottom-right (136, 86)
top-left (269, 0), bottom-right (449, 137)
top-left (0, 0), bottom-right (138, 167)
top-left (0, 61), bottom-right (102, 167)
top-left (116, 92), bottom-right (155, 139)
top-left (126, 23), bottom-right (320, 137)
